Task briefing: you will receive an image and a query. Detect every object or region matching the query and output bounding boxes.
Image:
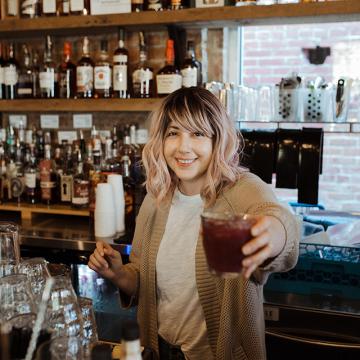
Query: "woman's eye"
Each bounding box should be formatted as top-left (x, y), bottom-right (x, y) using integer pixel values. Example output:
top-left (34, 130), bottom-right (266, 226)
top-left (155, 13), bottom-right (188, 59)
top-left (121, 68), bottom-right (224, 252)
top-left (194, 132), bottom-right (205, 137)
top-left (167, 131), bottom-right (177, 137)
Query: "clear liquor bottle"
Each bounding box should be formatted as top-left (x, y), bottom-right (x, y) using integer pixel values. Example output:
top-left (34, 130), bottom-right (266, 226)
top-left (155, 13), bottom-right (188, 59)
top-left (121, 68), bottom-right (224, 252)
top-left (17, 44), bottom-right (34, 98)
top-left (77, 36), bottom-right (94, 98)
top-left (132, 32), bottom-right (154, 98)
top-left (113, 28), bottom-right (128, 99)
top-left (94, 40), bottom-right (112, 99)
top-left (39, 35), bottom-right (58, 98)
top-left (156, 39), bottom-right (182, 97)
top-left (4, 43), bottom-right (19, 100)
top-left (181, 40), bottom-right (202, 87)
top-left (58, 42), bottom-right (76, 99)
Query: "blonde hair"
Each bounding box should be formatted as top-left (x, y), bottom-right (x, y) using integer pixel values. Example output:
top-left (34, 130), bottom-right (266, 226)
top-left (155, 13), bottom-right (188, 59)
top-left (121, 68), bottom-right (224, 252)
top-left (142, 87), bottom-right (244, 207)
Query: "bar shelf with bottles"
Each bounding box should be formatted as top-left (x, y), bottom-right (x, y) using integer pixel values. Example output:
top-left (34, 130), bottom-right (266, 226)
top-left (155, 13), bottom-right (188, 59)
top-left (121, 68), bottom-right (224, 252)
top-left (0, 0), bottom-right (360, 33)
top-left (0, 122), bottom-right (147, 230)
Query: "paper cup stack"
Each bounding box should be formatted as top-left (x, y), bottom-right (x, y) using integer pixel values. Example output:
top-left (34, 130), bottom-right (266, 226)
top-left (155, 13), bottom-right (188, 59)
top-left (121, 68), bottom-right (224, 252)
top-left (107, 174), bottom-right (126, 235)
top-left (94, 183), bottom-right (116, 239)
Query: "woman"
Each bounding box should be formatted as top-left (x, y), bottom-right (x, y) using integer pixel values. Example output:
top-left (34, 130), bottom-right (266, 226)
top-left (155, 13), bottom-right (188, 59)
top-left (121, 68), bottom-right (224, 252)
top-left (88, 87), bottom-right (299, 360)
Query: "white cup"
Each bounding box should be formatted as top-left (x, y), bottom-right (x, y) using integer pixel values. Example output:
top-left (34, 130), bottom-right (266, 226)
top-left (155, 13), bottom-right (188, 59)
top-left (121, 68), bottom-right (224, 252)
top-left (107, 174), bottom-right (126, 235)
top-left (94, 183), bottom-right (116, 238)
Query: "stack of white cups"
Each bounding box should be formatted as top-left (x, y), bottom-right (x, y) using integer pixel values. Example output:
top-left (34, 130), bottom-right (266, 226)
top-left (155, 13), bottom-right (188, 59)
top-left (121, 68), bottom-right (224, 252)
top-left (94, 183), bottom-right (116, 239)
top-left (107, 174), bottom-right (126, 236)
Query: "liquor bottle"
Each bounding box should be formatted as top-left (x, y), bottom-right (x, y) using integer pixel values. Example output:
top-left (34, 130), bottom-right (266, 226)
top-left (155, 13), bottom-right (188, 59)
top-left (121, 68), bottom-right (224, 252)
top-left (156, 39), bottom-right (182, 97)
top-left (0, 43), bottom-right (6, 99)
top-left (17, 44), bottom-right (34, 98)
top-left (132, 32), bottom-right (154, 98)
top-left (32, 50), bottom-right (41, 98)
top-left (42, 0), bottom-right (57, 16)
top-left (121, 155), bottom-right (135, 234)
top-left (113, 28), bottom-right (128, 99)
top-left (58, 42), bottom-right (76, 99)
top-left (77, 36), bottom-right (94, 98)
top-left (39, 35), bottom-right (58, 98)
top-left (4, 43), bottom-right (19, 100)
top-left (20, 0), bottom-right (40, 18)
top-left (94, 40), bottom-right (112, 99)
top-left (39, 143), bottom-right (58, 205)
top-left (72, 151), bottom-right (89, 208)
top-left (24, 143), bottom-right (38, 204)
top-left (181, 40), bottom-right (202, 87)
top-left (59, 145), bottom-right (73, 204)
top-left (70, 0), bottom-right (89, 15)
top-left (131, 0), bottom-right (143, 12)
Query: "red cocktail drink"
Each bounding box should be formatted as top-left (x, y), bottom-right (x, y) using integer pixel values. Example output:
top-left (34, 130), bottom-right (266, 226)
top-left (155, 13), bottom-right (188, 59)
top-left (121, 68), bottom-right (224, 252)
top-left (201, 212), bottom-right (256, 278)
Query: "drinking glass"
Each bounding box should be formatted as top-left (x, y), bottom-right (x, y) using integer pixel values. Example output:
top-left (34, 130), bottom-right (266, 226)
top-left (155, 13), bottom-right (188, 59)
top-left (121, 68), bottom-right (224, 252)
top-left (46, 276), bottom-right (83, 339)
top-left (0, 222), bottom-right (20, 264)
top-left (17, 257), bottom-right (51, 305)
top-left (0, 260), bottom-right (17, 278)
top-left (0, 274), bottom-right (36, 322)
top-left (50, 337), bottom-right (84, 360)
top-left (78, 297), bottom-right (98, 358)
top-left (255, 85), bottom-right (275, 122)
top-left (201, 211), bottom-right (257, 279)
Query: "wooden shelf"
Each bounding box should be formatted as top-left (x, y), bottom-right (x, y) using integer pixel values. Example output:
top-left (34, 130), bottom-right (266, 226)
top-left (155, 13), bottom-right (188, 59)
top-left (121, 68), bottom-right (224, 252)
top-left (0, 98), bottom-right (162, 112)
top-left (0, 203), bottom-right (89, 220)
top-left (0, 1), bottom-right (360, 37)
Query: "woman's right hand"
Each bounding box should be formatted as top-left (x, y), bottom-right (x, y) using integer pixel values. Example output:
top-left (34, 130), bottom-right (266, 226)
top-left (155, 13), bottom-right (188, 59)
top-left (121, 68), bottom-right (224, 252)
top-left (88, 241), bottom-right (123, 282)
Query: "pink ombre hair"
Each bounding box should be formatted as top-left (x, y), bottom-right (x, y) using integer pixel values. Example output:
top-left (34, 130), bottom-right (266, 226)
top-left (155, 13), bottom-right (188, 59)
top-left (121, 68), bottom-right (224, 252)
top-left (142, 87), bottom-right (244, 207)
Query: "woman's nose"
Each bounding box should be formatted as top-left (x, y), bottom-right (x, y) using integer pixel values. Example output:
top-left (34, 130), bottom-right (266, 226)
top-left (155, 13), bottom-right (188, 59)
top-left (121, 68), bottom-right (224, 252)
top-left (177, 134), bottom-right (191, 153)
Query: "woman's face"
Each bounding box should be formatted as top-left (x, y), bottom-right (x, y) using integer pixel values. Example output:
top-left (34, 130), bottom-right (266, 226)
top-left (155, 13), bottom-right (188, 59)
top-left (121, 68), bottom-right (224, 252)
top-left (164, 122), bottom-right (213, 196)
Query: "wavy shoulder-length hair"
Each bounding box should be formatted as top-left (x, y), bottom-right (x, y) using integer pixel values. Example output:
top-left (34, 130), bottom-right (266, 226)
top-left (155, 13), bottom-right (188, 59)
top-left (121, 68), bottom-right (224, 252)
top-left (142, 87), bottom-right (244, 207)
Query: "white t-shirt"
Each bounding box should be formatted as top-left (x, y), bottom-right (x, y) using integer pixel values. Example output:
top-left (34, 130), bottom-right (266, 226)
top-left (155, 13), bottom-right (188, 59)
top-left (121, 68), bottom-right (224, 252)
top-left (156, 189), bottom-right (214, 360)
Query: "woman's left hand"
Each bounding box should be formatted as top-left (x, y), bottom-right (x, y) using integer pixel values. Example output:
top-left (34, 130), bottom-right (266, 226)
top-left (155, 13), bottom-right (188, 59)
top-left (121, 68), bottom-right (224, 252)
top-left (241, 215), bottom-right (286, 279)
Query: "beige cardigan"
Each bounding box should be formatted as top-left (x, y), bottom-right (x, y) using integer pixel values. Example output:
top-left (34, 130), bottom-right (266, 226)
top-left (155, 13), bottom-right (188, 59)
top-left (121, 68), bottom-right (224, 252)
top-left (123, 172), bottom-right (300, 360)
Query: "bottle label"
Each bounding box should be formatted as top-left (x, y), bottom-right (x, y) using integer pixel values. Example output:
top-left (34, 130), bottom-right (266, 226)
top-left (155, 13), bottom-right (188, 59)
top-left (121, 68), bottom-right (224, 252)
top-left (156, 74), bottom-right (182, 95)
top-left (25, 173), bottom-right (36, 189)
top-left (133, 68), bottom-right (153, 83)
top-left (63, 0), bottom-right (70, 13)
top-left (39, 70), bottom-right (55, 90)
top-left (60, 175), bottom-right (73, 202)
top-left (4, 66), bottom-right (18, 86)
top-left (7, 0), bottom-right (18, 16)
top-left (0, 67), bottom-right (4, 85)
top-left (70, 0), bottom-right (84, 11)
top-left (148, 0), bottom-right (162, 10)
top-left (40, 181), bottom-right (56, 189)
top-left (72, 180), bottom-right (89, 205)
top-left (77, 66), bottom-right (94, 92)
top-left (181, 67), bottom-right (197, 87)
top-left (113, 54), bottom-right (128, 63)
top-left (18, 87), bottom-right (33, 96)
top-left (94, 66), bottom-right (112, 90)
top-left (113, 65), bottom-right (127, 91)
top-left (42, 0), bottom-right (56, 13)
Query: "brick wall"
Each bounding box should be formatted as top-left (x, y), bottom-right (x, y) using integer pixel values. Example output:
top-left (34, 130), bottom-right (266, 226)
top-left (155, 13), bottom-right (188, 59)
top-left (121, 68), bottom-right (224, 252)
top-left (243, 23), bottom-right (360, 212)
